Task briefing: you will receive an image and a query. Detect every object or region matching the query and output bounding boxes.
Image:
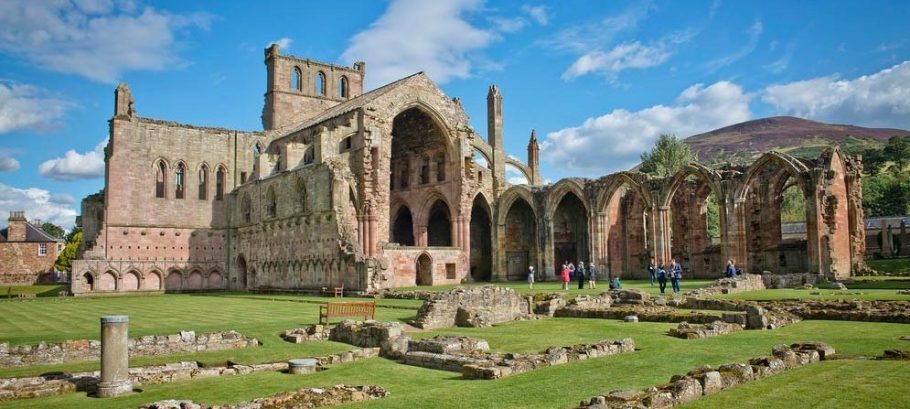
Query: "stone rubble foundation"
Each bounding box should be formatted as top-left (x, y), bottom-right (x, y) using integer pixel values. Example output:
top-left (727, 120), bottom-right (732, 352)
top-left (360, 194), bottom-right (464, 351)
top-left (138, 385), bottom-right (389, 409)
top-left (411, 286), bottom-right (531, 329)
top-left (668, 321), bottom-right (743, 339)
top-left (578, 342), bottom-right (835, 409)
top-left (0, 330), bottom-right (259, 368)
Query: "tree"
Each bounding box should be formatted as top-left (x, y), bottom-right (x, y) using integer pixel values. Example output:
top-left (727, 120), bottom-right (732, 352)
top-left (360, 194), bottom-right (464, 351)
top-left (55, 228), bottom-right (82, 273)
top-left (883, 136), bottom-right (910, 174)
top-left (40, 222), bottom-right (66, 240)
top-left (639, 134), bottom-right (697, 178)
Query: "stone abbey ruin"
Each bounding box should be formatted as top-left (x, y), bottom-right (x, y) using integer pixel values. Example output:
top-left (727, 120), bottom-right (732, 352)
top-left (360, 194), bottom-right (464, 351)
top-left (70, 45), bottom-right (866, 295)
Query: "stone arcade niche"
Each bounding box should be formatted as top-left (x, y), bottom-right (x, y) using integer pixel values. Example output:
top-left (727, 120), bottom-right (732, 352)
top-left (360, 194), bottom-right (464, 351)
top-left (470, 195), bottom-right (492, 281)
top-left (743, 163), bottom-right (810, 274)
top-left (552, 192), bottom-right (589, 275)
top-left (668, 175), bottom-right (723, 278)
top-left (603, 183), bottom-right (649, 278)
top-left (388, 107), bottom-right (452, 247)
top-left (503, 197), bottom-right (537, 280)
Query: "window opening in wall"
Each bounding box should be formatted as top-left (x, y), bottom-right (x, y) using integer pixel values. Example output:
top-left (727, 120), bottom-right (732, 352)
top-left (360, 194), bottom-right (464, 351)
top-left (241, 194), bottom-right (252, 223)
top-left (315, 72), bottom-right (326, 96)
top-left (420, 156), bottom-right (430, 184)
top-left (155, 161), bottom-right (167, 198)
top-left (303, 146), bottom-right (315, 165)
top-left (340, 136), bottom-right (352, 152)
top-left (399, 161), bottom-right (410, 189)
top-left (198, 165), bottom-right (208, 200)
top-left (291, 67), bottom-right (302, 91)
top-left (241, 172), bottom-right (248, 184)
top-left (436, 153), bottom-right (446, 182)
top-left (266, 188), bottom-right (277, 218)
top-left (339, 76), bottom-right (348, 98)
top-left (253, 143), bottom-right (262, 156)
top-left (215, 167), bottom-right (225, 200)
top-left (38, 243), bottom-right (48, 256)
top-left (175, 163), bottom-right (186, 199)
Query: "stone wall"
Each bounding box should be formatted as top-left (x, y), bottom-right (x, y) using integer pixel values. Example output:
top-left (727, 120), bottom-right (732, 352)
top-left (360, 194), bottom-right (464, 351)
top-left (579, 342), bottom-right (835, 409)
top-left (139, 385), bottom-right (387, 409)
top-left (759, 300), bottom-right (910, 323)
top-left (328, 321), bottom-right (409, 358)
top-left (0, 330), bottom-right (258, 368)
top-left (677, 298), bottom-right (801, 330)
top-left (0, 241), bottom-right (62, 285)
top-left (668, 321), bottom-right (743, 339)
top-left (411, 286), bottom-right (530, 329)
top-left (0, 348), bottom-right (379, 402)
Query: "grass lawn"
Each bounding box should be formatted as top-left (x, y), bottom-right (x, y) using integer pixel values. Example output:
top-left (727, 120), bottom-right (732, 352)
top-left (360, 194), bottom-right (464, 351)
top-left (0, 285), bottom-right (65, 298)
top-left (2, 317), bottom-right (907, 409)
top-left (0, 293), bottom-right (420, 378)
top-left (867, 257), bottom-right (910, 275)
top-left (391, 279), bottom-right (715, 298)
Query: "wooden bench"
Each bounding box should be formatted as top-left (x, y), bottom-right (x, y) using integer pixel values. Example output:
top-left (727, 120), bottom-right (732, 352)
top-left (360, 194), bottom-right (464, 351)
top-left (320, 283), bottom-right (344, 297)
top-left (319, 301), bottom-right (376, 325)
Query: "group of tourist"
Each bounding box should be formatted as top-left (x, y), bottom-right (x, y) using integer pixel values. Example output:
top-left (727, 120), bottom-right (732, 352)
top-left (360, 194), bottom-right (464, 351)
top-left (647, 258), bottom-right (683, 294)
top-left (527, 262), bottom-right (623, 291)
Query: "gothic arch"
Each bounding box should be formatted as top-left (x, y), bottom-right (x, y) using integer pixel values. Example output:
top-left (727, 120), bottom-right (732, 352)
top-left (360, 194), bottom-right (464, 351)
top-left (546, 179), bottom-right (590, 218)
top-left (735, 151), bottom-right (810, 201)
top-left (660, 163), bottom-right (722, 208)
top-left (496, 185), bottom-right (537, 226)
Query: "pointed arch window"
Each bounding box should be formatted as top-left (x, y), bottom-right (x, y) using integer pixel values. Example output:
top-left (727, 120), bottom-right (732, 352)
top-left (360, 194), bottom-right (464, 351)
top-left (198, 165), bottom-right (209, 200)
top-left (266, 188), bottom-right (277, 218)
top-left (241, 194), bottom-right (252, 223)
top-left (435, 153), bottom-right (446, 182)
top-left (339, 76), bottom-right (348, 98)
top-left (215, 167), bottom-right (226, 201)
top-left (315, 71), bottom-right (326, 96)
top-left (155, 161), bottom-right (167, 198)
top-left (175, 163), bottom-right (186, 199)
top-left (291, 67), bottom-right (302, 91)
top-left (420, 156), bottom-right (430, 184)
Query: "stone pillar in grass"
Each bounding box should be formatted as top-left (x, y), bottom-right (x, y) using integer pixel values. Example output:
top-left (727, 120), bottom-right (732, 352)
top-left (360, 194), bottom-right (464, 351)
top-left (97, 315), bottom-right (132, 398)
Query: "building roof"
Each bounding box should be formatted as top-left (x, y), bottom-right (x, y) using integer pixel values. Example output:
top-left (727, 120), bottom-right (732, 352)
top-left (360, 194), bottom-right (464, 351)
top-left (0, 222), bottom-right (65, 243)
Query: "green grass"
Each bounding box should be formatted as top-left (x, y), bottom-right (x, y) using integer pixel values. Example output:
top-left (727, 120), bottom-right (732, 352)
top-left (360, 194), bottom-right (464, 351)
top-left (391, 279), bottom-right (715, 298)
top-left (715, 288), bottom-right (910, 301)
top-left (684, 360), bottom-right (910, 408)
top-left (0, 285), bottom-right (65, 298)
top-left (3, 318), bottom-right (907, 409)
top-left (867, 257), bottom-right (910, 275)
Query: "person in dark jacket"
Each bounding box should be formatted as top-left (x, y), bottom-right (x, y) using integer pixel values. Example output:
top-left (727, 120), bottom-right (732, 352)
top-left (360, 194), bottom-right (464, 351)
top-left (648, 258), bottom-right (657, 286)
top-left (725, 259), bottom-right (737, 278)
top-left (656, 265), bottom-right (668, 294)
top-left (576, 261), bottom-right (586, 290)
top-left (669, 258), bottom-right (682, 294)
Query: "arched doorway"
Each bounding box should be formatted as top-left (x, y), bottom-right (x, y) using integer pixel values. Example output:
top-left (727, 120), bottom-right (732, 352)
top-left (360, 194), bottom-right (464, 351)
top-left (667, 174), bottom-right (723, 277)
top-left (82, 272), bottom-right (94, 292)
top-left (470, 195), bottom-right (492, 281)
top-left (416, 253), bottom-right (433, 285)
top-left (503, 197), bottom-right (537, 280)
top-left (98, 271), bottom-right (117, 291)
top-left (743, 165), bottom-right (810, 274)
top-left (552, 192), bottom-right (589, 274)
top-left (165, 271), bottom-right (183, 291)
top-left (603, 183), bottom-right (649, 278)
top-left (391, 206), bottom-right (415, 246)
top-left (427, 200), bottom-right (452, 246)
top-left (144, 271), bottom-right (162, 290)
top-left (237, 255), bottom-right (248, 289)
top-left (122, 271), bottom-right (140, 291)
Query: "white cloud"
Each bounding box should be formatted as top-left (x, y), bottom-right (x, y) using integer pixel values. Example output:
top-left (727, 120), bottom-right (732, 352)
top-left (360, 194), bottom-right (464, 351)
top-left (521, 5), bottom-right (549, 25)
top-left (0, 1), bottom-right (211, 83)
top-left (0, 152), bottom-right (19, 171)
top-left (762, 61), bottom-right (910, 129)
top-left (705, 20), bottom-right (763, 71)
top-left (341, 0), bottom-right (496, 89)
top-left (506, 166), bottom-right (529, 185)
top-left (268, 37), bottom-right (293, 50)
top-left (0, 183), bottom-right (78, 229)
top-left (563, 41), bottom-right (670, 80)
top-left (38, 139), bottom-right (107, 181)
top-left (541, 81), bottom-right (751, 175)
top-left (544, 4), bottom-right (650, 54)
top-left (0, 81), bottom-right (71, 134)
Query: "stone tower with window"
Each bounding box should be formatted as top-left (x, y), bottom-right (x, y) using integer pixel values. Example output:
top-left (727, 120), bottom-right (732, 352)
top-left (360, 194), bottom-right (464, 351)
top-left (261, 44), bottom-right (366, 130)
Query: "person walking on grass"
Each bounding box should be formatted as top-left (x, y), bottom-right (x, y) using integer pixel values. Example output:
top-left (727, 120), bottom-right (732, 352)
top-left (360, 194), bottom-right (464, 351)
top-left (527, 265), bottom-right (535, 289)
top-left (648, 258), bottom-right (657, 286)
top-left (670, 258), bottom-right (683, 294)
top-left (567, 261), bottom-right (576, 281)
top-left (560, 264), bottom-right (570, 290)
top-left (657, 264), bottom-right (668, 294)
top-left (576, 261), bottom-right (587, 290)
top-left (587, 262), bottom-right (598, 289)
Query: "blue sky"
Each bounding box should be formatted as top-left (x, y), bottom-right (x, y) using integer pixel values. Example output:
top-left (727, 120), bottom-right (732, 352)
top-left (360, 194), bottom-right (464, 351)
top-left (1, 0), bottom-right (909, 229)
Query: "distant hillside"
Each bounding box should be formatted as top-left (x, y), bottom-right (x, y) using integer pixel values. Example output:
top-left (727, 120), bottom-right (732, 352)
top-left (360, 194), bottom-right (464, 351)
top-left (684, 116), bottom-right (910, 165)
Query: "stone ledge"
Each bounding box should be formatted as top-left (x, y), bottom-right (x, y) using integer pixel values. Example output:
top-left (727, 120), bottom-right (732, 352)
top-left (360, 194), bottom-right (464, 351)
top-left (668, 321), bottom-right (743, 339)
top-left (138, 384), bottom-right (389, 409)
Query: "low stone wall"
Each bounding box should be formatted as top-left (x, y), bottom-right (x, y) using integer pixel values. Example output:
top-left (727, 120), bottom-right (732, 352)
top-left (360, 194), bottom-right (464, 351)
top-left (555, 305), bottom-right (734, 325)
top-left (578, 342), bottom-right (835, 408)
top-left (373, 289), bottom-right (436, 300)
top-left (400, 337), bottom-right (635, 379)
top-left (678, 298), bottom-right (801, 330)
top-left (685, 274), bottom-right (766, 297)
top-left (328, 321), bottom-right (409, 358)
top-left (138, 385), bottom-right (389, 409)
top-left (0, 330), bottom-right (259, 368)
top-left (411, 286), bottom-right (530, 329)
top-left (760, 300), bottom-right (910, 323)
top-left (0, 348), bottom-right (380, 402)
top-left (668, 321), bottom-right (743, 339)
top-left (282, 325), bottom-right (331, 343)
top-left (462, 339), bottom-right (636, 380)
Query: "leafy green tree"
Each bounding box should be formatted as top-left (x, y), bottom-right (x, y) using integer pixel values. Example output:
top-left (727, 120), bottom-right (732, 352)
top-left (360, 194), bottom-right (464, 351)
top-left (40, 222), bottom-right (66, 240)
top-left (705, 192), bottom-right (720, 239)
top-left (55, 228), bottom-right (82, 273)
top-left (639, 134), bottom-right (697, 178)
top-left (883, 136), bottom-right (910, 174)
top-left (780, 185), bottom-right (807, 223)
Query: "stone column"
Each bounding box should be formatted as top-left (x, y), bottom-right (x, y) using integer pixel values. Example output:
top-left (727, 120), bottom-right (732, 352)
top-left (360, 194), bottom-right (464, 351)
top-left (97, 315), bottom-right (132, 398)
